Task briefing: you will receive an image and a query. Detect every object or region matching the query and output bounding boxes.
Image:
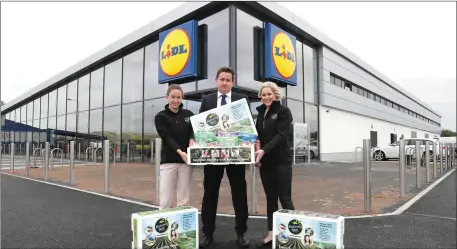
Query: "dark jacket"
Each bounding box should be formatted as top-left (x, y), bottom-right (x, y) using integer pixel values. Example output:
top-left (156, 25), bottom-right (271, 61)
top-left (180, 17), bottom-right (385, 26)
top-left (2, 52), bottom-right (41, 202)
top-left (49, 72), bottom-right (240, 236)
top-left (154, 103), bottom-right (194, 164)
top-left (255, 100), bottom-right (293, 165)
top-left (199, 91), bottom-right (250, 113)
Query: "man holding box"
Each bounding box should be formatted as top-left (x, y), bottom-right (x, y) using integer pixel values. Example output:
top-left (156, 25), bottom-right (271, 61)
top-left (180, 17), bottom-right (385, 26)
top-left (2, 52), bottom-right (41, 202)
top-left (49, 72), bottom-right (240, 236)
top-left (198, 66), bottom-right (250, 248)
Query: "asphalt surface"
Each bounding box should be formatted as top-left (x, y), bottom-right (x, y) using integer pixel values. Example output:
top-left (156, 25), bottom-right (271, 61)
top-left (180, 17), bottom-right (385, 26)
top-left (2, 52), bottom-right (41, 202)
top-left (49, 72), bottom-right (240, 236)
top-left (1, 170), bottom-right (456, 249)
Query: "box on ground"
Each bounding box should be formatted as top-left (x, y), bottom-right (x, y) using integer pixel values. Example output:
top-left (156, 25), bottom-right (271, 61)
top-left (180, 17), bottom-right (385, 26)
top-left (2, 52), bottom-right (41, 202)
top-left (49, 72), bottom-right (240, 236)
top-left (273, 209), bottom-right (344, 249)
top-left (131, 206), bottom-right (199, 249)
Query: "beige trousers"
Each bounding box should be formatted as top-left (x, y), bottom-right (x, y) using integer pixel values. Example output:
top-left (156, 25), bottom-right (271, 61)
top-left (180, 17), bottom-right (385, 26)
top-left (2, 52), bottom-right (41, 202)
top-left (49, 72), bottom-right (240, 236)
top-left (159, 163), bottom-right (193, 210)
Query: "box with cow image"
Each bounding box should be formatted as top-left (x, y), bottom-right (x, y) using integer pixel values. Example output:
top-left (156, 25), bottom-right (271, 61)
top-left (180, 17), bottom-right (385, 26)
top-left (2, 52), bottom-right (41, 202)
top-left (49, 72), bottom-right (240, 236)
top-left (131, 206), bottom-right (199, 249)
top-left (273, 209), bottom-right (345, 249)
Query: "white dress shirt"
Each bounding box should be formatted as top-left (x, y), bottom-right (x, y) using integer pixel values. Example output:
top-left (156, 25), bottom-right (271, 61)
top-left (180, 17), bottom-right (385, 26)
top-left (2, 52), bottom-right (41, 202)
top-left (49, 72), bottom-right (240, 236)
top-left (217, 91), bottom-right (232, 107)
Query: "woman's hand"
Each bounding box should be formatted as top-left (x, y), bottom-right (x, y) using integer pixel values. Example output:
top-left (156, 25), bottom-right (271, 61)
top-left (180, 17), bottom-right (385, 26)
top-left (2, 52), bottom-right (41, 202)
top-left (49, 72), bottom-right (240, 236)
top-left (177, 149), bottom-right (189, 165)
top-left (189, 139), bottom-right (195, 147)
top-left (254, 149), bottom-right (265, 164)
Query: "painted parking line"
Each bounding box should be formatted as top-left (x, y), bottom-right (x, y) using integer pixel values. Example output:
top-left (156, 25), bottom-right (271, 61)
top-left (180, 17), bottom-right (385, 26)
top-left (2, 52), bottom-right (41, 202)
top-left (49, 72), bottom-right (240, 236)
top-left (2, 167), bottom-right (455, 220)
top-left (403, 212), bottom-right (456, 221)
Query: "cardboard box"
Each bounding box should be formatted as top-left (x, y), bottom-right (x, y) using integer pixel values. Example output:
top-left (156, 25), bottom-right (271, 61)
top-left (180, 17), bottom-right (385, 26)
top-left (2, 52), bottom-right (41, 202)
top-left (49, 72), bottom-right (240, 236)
top-left (131, 206), bottom-right (199, 249)
top-left (273, 209), bottom-right (344, 249)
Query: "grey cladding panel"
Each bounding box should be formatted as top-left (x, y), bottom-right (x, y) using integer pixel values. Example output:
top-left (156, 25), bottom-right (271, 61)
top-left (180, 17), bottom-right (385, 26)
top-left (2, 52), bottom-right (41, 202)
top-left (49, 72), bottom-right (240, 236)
top-left (321, 48), bottom-right (440, 122)
top-left (322, 84), bottom-right (440, 134)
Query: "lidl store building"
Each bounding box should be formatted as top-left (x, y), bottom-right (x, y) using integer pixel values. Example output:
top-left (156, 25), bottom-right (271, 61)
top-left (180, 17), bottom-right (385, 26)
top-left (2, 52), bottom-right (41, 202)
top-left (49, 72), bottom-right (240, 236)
top-left (0, 2), bottom-right (442, 162)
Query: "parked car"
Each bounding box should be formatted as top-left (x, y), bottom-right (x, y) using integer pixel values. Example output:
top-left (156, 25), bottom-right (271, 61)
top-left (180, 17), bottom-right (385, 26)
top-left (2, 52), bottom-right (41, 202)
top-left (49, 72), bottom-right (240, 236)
top-left (292, 141), bottom-right (319, 160)
top-left (371, 138), bottom-right (441, 161)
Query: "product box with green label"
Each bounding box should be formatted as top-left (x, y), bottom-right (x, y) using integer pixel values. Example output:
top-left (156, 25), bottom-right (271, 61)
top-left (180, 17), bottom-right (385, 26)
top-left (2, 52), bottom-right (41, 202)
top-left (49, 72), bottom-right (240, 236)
top-left (131, 206), bottom-right (199, 249)
top-left (273, 209), bottom-right (344, 249)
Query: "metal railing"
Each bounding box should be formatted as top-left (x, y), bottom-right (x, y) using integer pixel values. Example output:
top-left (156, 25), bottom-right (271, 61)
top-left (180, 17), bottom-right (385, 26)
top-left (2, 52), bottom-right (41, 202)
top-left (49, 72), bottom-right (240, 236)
top-left (354, 146), bottom-right (363, 162)
top-left (85, 147), bottom-right (94, 165)
top-left (33, 148), bottom-right (44, 168)
top-left (50, 148), bottom-right (64, 169)
top-left (94, 147), bottom-right (103, 163)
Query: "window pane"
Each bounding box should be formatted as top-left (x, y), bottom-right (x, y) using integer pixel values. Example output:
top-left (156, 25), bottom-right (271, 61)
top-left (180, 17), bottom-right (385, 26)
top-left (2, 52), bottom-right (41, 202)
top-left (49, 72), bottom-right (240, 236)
top-left (123, 48), bottom-right (144, 104)
top-left (236, 10), bottom-right (265, 91)
top-left (78, 74), bottom-right (90, 111)
top-left (41, 94), bottom-right (48, 118)
top-left (34, 99), bottom-right (40, 119)
top-left (90, 67), bottom-right (104, 109)
top-left (39, 116), bottom-right (48, 144)
top-left (48, 116), bottom-right (56, 130)
top-left (144, 42), bottom-right (168, 100)
top-left (122, 102), bottom-right (143, 162)
top-left (57, 85), bottom-right (67, 115)
top-left (184, 100), bottom-right (201, 115)
top-left (305, 103), bottom-right (319, 159)
top-left (27, 102), bottom-right (33, 121)
top-left (197, 8), bottom-right (229, 90)
top-left (303, 44), bottom-right (316, 103)
top-left (67, 80), bottom-right (78, 113)
top-left (288, 41), bottom-right (303, 100)
top-left (104, 105), bottom-right (121, 161)
top-left (32, 119), bottom-right (40, 143)
top-left (48, 90), bottom-right (57, 117)
top-left (66, 113), bottom-right (77, 141)
top-left (104, 59), bottom-right (122, 107)
top-left (21, 105), bottom-right (27, 124)
top-left (89, 108), bottom-right (103, 146)
top-left (143, 98), bottom-right (166, 161)
top-left (351, 85), bottom-right (358, 94)
top-left (56, 115), bottom-right (66, 151)
top-left (287, 99), bottom-right (304, 123)
top-left (77, 111), bottom-right (89, 151)
top-left (334, 78), bottom-right (342, 87)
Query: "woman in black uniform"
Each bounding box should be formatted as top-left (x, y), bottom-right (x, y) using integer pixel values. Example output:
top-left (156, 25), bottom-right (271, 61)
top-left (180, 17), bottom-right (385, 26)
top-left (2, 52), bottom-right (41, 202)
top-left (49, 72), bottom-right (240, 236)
top-left (254, 82), bottom-right (295, 247)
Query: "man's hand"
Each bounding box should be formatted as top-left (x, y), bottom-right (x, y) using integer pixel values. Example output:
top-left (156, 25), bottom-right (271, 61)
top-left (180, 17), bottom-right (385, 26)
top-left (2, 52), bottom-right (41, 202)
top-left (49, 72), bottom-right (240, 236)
top-left (189, 139), bottom-right (195, 147)
top-left (254, 149), bottom-right (265, 164)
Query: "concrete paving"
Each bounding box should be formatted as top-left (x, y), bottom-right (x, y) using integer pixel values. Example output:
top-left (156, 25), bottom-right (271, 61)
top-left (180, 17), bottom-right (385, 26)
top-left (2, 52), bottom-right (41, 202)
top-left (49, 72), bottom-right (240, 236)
top-left (1, 171), bottom-right (455, 248)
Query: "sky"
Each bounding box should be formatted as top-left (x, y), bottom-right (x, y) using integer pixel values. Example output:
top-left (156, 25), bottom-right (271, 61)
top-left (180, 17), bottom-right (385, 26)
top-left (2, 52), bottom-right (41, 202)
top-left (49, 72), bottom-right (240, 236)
top-left (1, 1), bottom-right (456, 130)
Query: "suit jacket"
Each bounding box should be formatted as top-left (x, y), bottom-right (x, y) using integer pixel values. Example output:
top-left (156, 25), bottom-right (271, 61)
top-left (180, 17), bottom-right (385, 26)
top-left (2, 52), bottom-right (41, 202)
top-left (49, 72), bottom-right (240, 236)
top-left (199, 91), bottom-right (250, 113)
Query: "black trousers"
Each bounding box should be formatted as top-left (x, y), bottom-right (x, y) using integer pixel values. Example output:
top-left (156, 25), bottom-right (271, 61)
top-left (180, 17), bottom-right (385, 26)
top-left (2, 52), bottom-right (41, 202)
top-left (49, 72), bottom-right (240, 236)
top-left (201, 164), bottom-right (249, 235)
top-left (259, 162), bottom-right (295, 231)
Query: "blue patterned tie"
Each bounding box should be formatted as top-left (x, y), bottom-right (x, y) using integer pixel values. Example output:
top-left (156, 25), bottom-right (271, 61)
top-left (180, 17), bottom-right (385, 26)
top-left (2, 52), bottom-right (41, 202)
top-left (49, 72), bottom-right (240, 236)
top-left (221, 94), bottom-right (227, 106)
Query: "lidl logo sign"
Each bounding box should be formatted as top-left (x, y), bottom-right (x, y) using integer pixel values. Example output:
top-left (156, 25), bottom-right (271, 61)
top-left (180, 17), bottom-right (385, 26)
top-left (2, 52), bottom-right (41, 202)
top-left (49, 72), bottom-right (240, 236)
top-left (264, 23), bottom-right (297, 86)
top-left (158, 20), bottom-right (198, 84)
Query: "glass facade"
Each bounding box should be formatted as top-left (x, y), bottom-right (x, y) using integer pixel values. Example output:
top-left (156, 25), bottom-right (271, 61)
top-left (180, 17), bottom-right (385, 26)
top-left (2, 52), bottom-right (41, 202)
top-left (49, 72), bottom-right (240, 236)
top-left (4, 4), bottom-right (408, 163)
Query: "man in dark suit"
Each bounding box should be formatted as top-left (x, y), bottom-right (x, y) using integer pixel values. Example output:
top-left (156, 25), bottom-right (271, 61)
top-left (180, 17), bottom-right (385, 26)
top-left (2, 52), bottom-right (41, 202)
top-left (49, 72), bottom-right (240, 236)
top-left (199, 66), bottom-right (250, 248)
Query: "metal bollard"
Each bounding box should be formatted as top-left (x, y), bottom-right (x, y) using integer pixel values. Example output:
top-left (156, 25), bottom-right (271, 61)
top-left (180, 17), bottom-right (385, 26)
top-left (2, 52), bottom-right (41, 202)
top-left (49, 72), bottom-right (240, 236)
top-left (154, 138), bottom-right (162, 204)
top-left (452, 144), bottom-right (455, 168)
top-left (363, 139), bottom-right (372, 213)
top-left (70, 141), bottom-right (75, 185)
top-left (415, 141), bottom-right (421, 188)
top-left (25, 142), bottom-right (30, 177)
top-left (104, 140), bottom-right (110, 194)
top-left (19, 144), bottom-right (22, 155)
top-left (433, 142), bottom-right (437, 178)
top-left (150, 141), bottom-right (154, 164)
top-left (399, 139), bottom-right (406, 198)
top-left (440, 142), bottom-right (444, 173)
top-left (250, 164), bottom-right (258, 214)
top-left (451, 144), bottom-right (454, 168)
top-left (78, 143), bottom-right (81, 160)
top-left (127, 143), bottom-right (130, 163)
top-left (44, 142), bottom-right (49, 180)
top-left (444, 145), bottom-right (448, 170)
top-left (425, 141), bottom-right (431, 183)
top-left (10, 143), bottom-right (15, 173)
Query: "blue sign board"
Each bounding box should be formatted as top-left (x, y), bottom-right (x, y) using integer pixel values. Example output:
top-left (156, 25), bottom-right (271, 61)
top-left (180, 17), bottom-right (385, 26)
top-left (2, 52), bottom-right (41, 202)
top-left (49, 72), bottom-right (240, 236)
top-left (158, 20), bottom-right (198, 84)
top-left (264, 23), bottom-right (297, 86)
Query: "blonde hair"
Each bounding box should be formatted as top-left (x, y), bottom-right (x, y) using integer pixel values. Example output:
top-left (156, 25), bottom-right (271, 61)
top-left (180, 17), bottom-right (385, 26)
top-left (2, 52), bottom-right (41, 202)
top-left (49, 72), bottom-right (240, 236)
top-left (258, 81), bottom-right (283, 100)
